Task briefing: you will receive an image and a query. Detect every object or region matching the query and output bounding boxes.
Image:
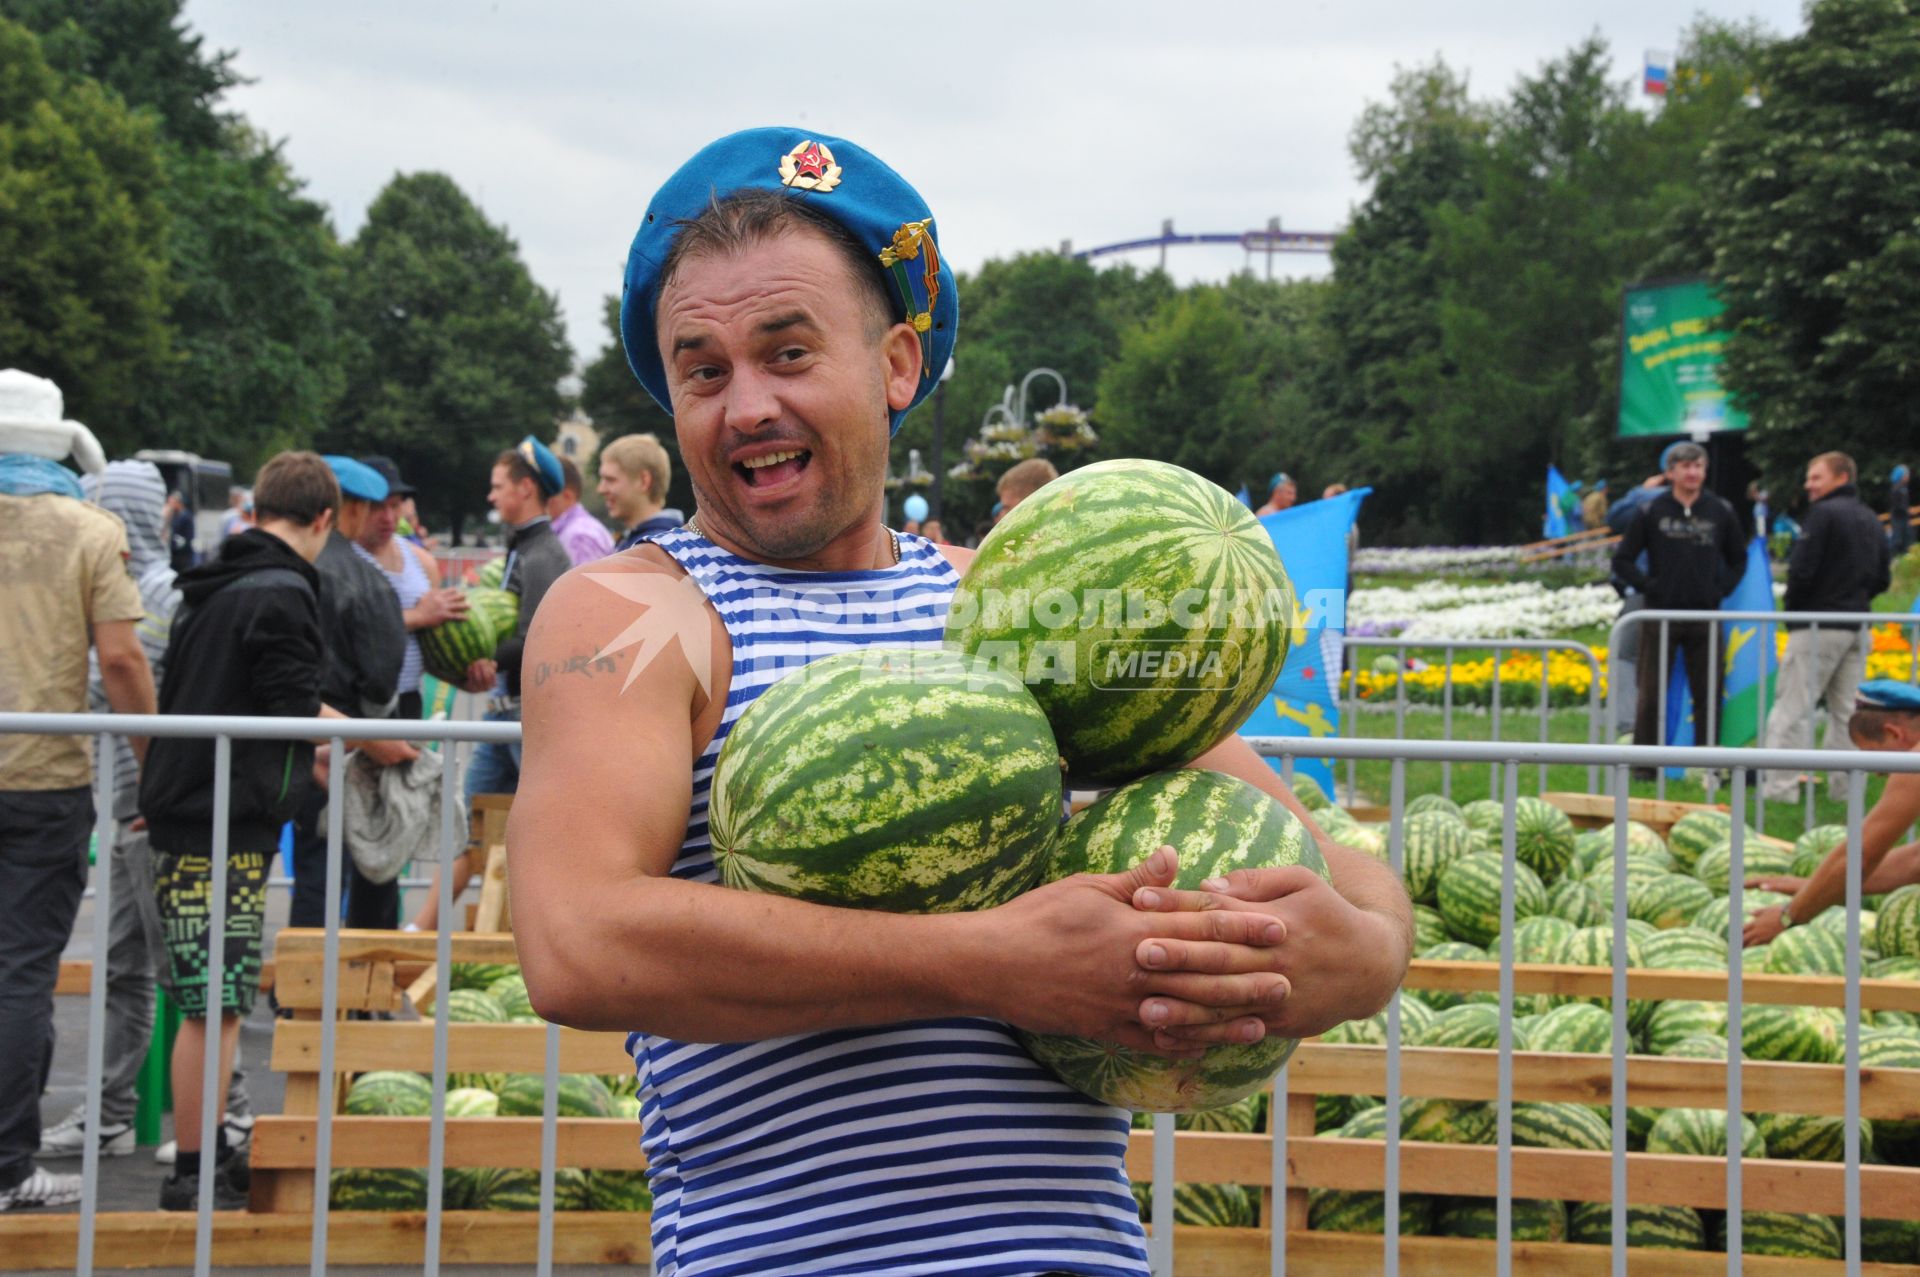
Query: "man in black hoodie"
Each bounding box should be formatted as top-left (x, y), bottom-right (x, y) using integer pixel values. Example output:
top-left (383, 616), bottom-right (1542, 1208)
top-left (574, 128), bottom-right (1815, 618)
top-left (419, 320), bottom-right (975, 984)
top-left (1610, 442), bottom-right (1747, 776)
top-left (1761, 451), bottom-right (1893, 800)
top-left (138, 451), bottom-right (337, 1211)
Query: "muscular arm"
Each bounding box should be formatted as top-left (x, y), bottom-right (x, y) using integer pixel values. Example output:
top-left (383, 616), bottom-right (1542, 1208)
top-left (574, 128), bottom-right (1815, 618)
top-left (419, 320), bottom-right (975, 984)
top-left (509, 556), bottom-right (1287, 1048)
top-left (1746, 773), bottom-right (1920, 945)
top-left (94, 619), bottom-right (157, 765)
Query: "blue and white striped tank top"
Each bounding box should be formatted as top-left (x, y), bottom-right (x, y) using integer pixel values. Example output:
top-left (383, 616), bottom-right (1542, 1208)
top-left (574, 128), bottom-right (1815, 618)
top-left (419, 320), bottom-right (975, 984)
top-left (352, 538), bottom-right (430, 694)
top-left (627, 525), bottom-right (1149, 1277)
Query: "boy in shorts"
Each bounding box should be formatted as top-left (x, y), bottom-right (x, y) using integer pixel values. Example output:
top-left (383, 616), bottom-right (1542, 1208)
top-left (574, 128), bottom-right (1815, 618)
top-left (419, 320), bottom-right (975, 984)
top-left (138, 451), bottom-right (337, 1209)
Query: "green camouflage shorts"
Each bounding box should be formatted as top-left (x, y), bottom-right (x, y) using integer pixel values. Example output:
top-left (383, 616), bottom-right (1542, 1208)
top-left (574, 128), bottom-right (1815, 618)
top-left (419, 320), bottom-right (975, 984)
top-left (152, 848), bottom-right (270, 1017)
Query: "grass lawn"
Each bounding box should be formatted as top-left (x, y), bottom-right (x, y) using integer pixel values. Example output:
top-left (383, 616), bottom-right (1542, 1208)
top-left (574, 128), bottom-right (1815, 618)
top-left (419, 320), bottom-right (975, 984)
top-left (1331, 705), bottom-right (1888, 842)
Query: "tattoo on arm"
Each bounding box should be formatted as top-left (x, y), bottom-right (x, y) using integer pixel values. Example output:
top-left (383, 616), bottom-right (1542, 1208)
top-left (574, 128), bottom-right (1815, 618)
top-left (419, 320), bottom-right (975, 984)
top-left (532, 653), bottom-right (621, 687)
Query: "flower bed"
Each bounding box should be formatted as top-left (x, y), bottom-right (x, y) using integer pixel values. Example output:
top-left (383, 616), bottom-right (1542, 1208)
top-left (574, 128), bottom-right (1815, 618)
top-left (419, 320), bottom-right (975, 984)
top-left (1347, 581), bottom-right (1620, 641)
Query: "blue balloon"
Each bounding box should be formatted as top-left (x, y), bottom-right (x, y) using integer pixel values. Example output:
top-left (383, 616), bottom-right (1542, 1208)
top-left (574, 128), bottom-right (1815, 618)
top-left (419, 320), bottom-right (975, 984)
top-left (903, 493), bottom-right (929, 522)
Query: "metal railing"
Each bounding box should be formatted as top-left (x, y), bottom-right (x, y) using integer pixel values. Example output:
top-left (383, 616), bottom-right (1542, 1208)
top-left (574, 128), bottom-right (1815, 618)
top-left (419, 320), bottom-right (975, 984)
top-left (12, 712), bottom-right (1920, 1277)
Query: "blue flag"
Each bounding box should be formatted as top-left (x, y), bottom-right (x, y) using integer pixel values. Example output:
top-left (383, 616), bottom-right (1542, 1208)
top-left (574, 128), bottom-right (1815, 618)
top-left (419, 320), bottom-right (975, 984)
top-left (1239, 488), bottom-right (1370, 802)
top-left (1234, 483), bottom-right (1252, 509)
top-left (1660, 536), bottom-right (1778, 775)
top-left (1544, 465), bottom-right (1571, 538)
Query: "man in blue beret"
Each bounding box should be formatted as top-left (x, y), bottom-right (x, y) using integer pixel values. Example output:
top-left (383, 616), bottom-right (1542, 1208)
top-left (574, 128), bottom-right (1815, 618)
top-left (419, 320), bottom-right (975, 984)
top-left (1744, 680), bottom-right (1920, 947)
top-left (1253, 470), bottom-right (1296, 517)
top-left (510, 128), bottom-right (1410, 1276)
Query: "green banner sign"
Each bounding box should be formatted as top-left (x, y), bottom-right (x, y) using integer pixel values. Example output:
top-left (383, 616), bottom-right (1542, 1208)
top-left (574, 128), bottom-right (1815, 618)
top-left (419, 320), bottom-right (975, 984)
top-left (1617, 277), bottom-right (1748, 438)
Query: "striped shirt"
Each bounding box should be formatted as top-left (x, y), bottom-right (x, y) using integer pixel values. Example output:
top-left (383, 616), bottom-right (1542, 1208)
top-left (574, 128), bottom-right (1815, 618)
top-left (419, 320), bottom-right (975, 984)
top-left (628, 525), bottom-right (1149, 1277)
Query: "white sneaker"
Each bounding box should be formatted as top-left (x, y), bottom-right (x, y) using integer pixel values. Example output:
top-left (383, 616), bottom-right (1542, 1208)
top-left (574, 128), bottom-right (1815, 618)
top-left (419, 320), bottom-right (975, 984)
top-left (38, 1110), bottom-right (135, 1159)
top-left (155, 1113), bottom-right (254, 1166)
top-left (0, 1166), bottom-right (84, 1211)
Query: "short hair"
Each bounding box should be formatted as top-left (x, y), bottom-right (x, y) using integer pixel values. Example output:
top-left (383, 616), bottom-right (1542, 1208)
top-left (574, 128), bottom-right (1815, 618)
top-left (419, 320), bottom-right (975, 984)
top-left (1849, 704), bottom-right (1919, 741)
top-left (997, 458), bottom-right (1060, 505)
top-left (1663, 442), bottom-right (1707, 469)
top-left (658, 188), bottom-right (894, 336)
top-left (1813, 451), bottom-right (1856, 483)
top-left (557, 455), bottom-right (585, 497)
top-left (493, 448), bottom-right (540, 491)
top-left (253, 451), bottom-right (339, 526)
top-left (600, 432), bottom-right (671, 496)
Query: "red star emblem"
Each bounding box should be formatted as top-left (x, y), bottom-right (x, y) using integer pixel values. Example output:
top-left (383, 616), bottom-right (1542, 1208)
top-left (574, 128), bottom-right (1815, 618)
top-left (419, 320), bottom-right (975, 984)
top-left (1302, 667), bottom-right (1317, 681)
top-left (792, 142), bottom-right (830, 181)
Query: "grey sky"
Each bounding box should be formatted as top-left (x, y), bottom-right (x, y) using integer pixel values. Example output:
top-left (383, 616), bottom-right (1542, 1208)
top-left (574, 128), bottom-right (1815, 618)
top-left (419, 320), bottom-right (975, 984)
top-left (185, 0), bottom-right (1807, 364)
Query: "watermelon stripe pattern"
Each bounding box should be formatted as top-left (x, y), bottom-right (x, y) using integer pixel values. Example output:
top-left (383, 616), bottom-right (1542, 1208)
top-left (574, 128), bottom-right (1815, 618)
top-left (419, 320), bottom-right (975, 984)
top-left (946, 458), bottom-right (1295, 787)
top-left (417, 586), bottom-right (517, 685)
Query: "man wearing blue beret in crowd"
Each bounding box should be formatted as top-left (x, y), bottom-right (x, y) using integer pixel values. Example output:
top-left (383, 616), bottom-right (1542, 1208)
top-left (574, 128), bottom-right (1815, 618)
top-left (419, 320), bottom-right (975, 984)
top-left (1253, 469), bottom-right (1296, 517)
top-left (508, 128), bottom-right (1410, 1277)
top-left (1745, 680), bottom-right (1920, 947)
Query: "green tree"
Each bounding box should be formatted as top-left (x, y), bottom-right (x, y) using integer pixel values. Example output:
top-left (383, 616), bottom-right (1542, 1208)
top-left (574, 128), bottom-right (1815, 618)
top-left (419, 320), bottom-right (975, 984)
top-left (0, 17), bottom-right (171, 448)
top-left (329, 172), bottom-right (570, 536)
top-left (1705, 0), bottom-right (1920, 485)
top-left (1, 0), bottom-right (238, 149)
top-left (577, 294), bottom-right (695, 515)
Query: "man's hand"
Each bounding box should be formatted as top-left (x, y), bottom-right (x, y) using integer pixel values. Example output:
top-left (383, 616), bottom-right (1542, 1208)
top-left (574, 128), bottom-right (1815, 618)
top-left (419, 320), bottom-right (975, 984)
top-left (410, 588), bottom-right (469, 629)
top-left (312, 743), bottom-right (331, 789)
top-left (463, 659), bottom-right (497, 693)
top-left (1132, 865), bottom-right (1410, 1044)
top-left (1746, 874), bottom-right (1807, 895)
top-left (357, 738), bottom-right (422, 767)
top-left (1744, 905), bottom-right (1787, 948)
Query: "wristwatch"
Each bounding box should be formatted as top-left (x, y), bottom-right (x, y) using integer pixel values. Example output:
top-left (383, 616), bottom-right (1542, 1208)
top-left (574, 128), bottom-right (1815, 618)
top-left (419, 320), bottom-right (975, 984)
top-left (1778, 902), bottom-right (1796, 929)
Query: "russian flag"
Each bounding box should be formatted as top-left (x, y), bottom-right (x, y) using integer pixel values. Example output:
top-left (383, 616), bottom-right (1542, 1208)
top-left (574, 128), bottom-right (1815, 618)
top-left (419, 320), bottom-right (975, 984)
top-left (1645, 49), bottom-right (1672, 96)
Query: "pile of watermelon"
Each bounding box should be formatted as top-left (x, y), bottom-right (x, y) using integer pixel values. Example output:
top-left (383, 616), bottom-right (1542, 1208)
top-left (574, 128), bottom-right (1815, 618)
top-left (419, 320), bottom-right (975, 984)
top-left (328, 966), bottom-right (650, 1215)
top-left (1289, 798), bottom-right (1920, 1260)
top-left (416, 586), bottom-right (518, 686)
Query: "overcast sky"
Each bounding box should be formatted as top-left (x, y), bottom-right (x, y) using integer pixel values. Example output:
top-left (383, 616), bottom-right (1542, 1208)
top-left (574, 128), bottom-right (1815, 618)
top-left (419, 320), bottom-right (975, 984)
top-left (184, 0), bottom-right (1808, 364)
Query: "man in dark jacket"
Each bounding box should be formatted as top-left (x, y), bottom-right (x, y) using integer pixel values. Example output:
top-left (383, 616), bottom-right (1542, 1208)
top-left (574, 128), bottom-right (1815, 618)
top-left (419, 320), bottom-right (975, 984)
top-left (137, 451), bottom-right (336, 1210)
top-left (1610, 442), bottom-right (1747, 775)
top-left (285, 457), bottom-right (417, 934)
top-left (1761, 452), bottom-right (1894, 800)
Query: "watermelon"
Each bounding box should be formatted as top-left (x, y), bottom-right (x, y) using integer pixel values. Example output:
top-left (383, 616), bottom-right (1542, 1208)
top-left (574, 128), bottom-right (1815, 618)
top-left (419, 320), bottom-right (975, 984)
top-left (1647, 1107), bottom-right (1765, 1158)
top-left (1644, 1000), bottom-right (1728, 1056)
top-left (473, 556), bottom-right (506, 589)
top-left (1395, 992), bottom-right (1437, 1041)
top-left (1627, 873), bottom-right (1715, 930)
top-left (1567, 1201), bottom-right (1705, 1250)
top-left (1401, 811), bottom-right (1473, 904)
top-left (1527, 1002), bottom-right (1617, 1055)
top-left (345, 1071), bottom-right (431, 1117)
top-left (1546, 926), bottom-right (1644, 1018)
top-left (1322, 1015), bottom-right (1385, 1047)
top-left (450, 962), bottom-right (515, 992)
top-left (1714, 1211), bottom-right (1842, 1259)
top-left (1546, 876), bottom-right (1604, 926)
top-left (1412, 904), bottom-right (1450, 953)
top-left (1436, 852), bottom-right (1547, 948)
top-left (487, 973), bottom-right (535, 1021)
top-left (1308, 1185), bottom-right (1435, 1236)
top-left (1016, 770), bottom-right (1329, 1111)
top-left (1460, 799), bottom-right (1503, 841)
top-left (418, 587), bottom-right (517, 684)
top-left (1692, 837), bottom-right (1794, 895)
top-left (601, 1070), bottom-right (638, 1101)
top-left (1812, 906), bottom-right (1875, 942)
top-left (444, 987), bottom-right (508, 1023)
top-left (1570, 829), bottom-right (1610, 877)
top-left (1178, 1094), bottom-right (1263, 1133)
top-left (1511, 1100), bottom-right (1611, 1150)
top-left (1413, 1004), bottom-right (1502, 1051)
top-left (1692, 889), bottom-right (1789, 939)
top-left (1663, 1032), bottom-right (1729, 1061)
top-left (1513, 915), bottom-right (1576, 964)
top-left (1400, 1096), bottom-right (1495, 1145)
top-left (1764, 925), bottom-right (1846, 977)
top-left (1666, 810), bottom-right (1735, 873)
top-left (1405, 793), bottom-right (1463, 820)
top-left (1753, 1110), bottom-right (1871, 1162)
top-left (1742, 1003), bottom-right (1842, 1064)
top-left (587, 1168), bottom-right (651, 1212)
top-left (710, 648), bottom-right (1061, 912)
top-left (1343, 823), bottom-right (1388, 859)
top-left (330, 1167), bottom-right (428, 1211)
top-left (1862, 1028), bottom-right (1920, 1155)
top-left (445, 1087), bottom-right (499, 1117)
top-left (450, 1071), bottom-right (506, 1095)
top-left (1878, 885), bottom-right (1920, 959)
top-left (496, 1073), bottom-right (615, 1119)
top-left (461, 1166), bottom-right (592, 1211)
top-left (1410, 941), bottom-right (1490, 1012)
top-left (1510, 796), bottom-right (1576, 884)
top-left (1602, 820), bottom-right (1671, 861)
top-left (1314, 805), bottom-right (1359, 835)
top-left (1290, 774), bottom-right (1330, 809)
top-left (1863, 1216), bottom-right (1920, 1263)
top-left (1638, 926), bottom-right (1728, 972)
top-left (1792, 824), bottom-right (1849, 877)
top-left (1173, 1182), bottom-right (1254, 1226)
top-left (1435, 1196), bottom-right (1566, 1242)
top-left (613, 1092), bottom-right (641, 1122)
top-left (944, 458), bottom-right (1295, 786)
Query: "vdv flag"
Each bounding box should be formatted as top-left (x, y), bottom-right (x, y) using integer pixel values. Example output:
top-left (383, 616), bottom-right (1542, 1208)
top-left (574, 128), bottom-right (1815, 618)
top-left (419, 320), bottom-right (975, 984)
top-left (1234, 483), bottom-right (1252, 510)
top-left (1661, 536), bottom-right (1777, 773)
top-left (1545, 465), bottom-right (1572, 538)
top-left (1239, 487), bottom-right (1370, 802)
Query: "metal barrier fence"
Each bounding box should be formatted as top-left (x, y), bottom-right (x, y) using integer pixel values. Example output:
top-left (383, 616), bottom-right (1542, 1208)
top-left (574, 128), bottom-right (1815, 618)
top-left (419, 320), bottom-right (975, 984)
top-left (8, 711), bottom-right (1920, 1277)
top-left (1609, 608), bottom-right (1920, 833)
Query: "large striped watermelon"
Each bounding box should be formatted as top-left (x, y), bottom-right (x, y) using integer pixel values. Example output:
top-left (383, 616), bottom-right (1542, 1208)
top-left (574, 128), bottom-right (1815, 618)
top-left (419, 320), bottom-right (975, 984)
top-left (1861, 1028), bottom-right (1920, 1155)
top-left (345, 1071), bottom-right (431, 1117)
top-left (1290, 774), bottom-right (1331, 809)
top-left (1435, 1196), bottom-right (1566, 1242)
top-left (1863, 1217), bottom-right (1920, 1264)
top-left (1413, 1004), bottom-right (1502, 1051)
top-left (1647, 1107), bottom-right (1765, 1158)
top-left (1638, 926), bottom-right (1728, 972)
top-left (330, 1167), bottom-right (428, 1211)
top-left (1753, 1110), bottom-right (1871, 1162)
top-left (473, 555), bottom-right (506, 589)
top-left (1692, 838), bottom-right (1793, 895)
top-left (1643, 1000), bottom-right (1727, 1056)
top-left (1627, 872), bottom-right (1715, 930)
top-left (1546, 927), bottom-right (1644, 1016)
top-left (587, 1168), bottom-right (652, 1212)
top-left (444, 988), bottom-right (508, 1023)
top-left (1400, 1096), bottom-right (1495, 1145)
top-left (1510, 796), bottom-right (1576, 884)
top-left (1173, 1182), bottom-right (1255, 1226)
top-left (1395, 992), bottom-right (1438, 1041)
top-left (1511, 1100), bottom-right (1611, 1150)
top-left (1016, 769), bottom-right (1329, 1111)
top-left (487, 972), bottom-right (535, 1021)
top-left (1692, 889), bottom-right (1789, 939)
top-left (1600, 820), bottom-right (1671, 862)
top-left (1410, 941), bottom-right (1490, 1012)
top-left (1741, 1003), bottom-right (1842, 1064)
top-left (944, 458), bottom-right (1294, 786)
top-left (1666, 810), bottom-right (1735, 873)
top-left (1764, 925), bottom-right (1846, 976)
top-left (1567, 1201), bottom-right (1705, 1250)
top-left (1401, 811), bottom-right (1473, 904)
top-left (1545, 877), bottom-right (1604, 927)
top-left (1878, 886), bottom-right (1920, 960)
top-left (1714, 1211), bottom-right (1842, 1259)
top-left (709, 649), bottom-right (1062, 913)
top-left (1527, 1002), bottom-right (1617, 1055)
top-left (418, 587), bottom-right (517, 684)
top-left (1792, 824), bottom-right (1849, 877)
top-left (461, 1166), bottom-right (592, 1211)
top-left (450, 962), bottom-right (516, 992)
top-left (1436, 852), bottom-right (1547, 948)
top-left (496, 1073), bottom-right (615, 1119)
top-left (1412, 904), bottom-right (1450, 953)
top-left (1459, 799), bottom-right (1503, 842)
top-left (1405, 793), bottom-right (1463, 820)
top-left (444, 1087), bottom-right (499, 1117)
top-left (1513, 915), bottom-right (1576, 964)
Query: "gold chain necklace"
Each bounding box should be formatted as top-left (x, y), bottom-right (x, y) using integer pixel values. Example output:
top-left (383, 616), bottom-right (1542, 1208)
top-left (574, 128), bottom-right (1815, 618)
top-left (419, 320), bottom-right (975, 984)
top-left (686, 513), bottom-right (899, 566)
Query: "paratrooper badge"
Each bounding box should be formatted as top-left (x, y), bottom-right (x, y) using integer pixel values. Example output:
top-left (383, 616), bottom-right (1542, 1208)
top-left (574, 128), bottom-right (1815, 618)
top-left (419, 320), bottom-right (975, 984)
top-left (778, 140), bottom-right (842, 192)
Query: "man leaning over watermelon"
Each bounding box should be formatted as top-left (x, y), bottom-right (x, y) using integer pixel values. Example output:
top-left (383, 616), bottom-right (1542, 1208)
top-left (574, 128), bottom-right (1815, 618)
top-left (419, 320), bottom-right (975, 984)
top-left (508, 128), bottom-right (1412, 1276)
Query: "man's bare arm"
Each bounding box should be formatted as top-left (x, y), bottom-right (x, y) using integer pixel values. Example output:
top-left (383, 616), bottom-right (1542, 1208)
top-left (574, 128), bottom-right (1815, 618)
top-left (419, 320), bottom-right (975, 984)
top-left (508, 558), bottom-right (1290, 1049)
top-left (94, 620), bottom-right (156, 765)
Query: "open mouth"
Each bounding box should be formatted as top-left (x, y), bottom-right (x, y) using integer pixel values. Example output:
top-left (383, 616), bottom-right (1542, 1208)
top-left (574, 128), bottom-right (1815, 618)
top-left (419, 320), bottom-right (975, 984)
top-left (734, 448), bottom-right (812, 489)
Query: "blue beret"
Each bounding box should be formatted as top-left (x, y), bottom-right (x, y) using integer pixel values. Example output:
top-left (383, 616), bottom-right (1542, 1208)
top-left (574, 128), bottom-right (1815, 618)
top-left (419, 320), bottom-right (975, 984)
top-left (1858, 680), bottom-right (1920, 712)
top-left (619, 127), bottom-right (958, 437)
top-left (323, 455), bottom-right (389, 503)
top-left (1269, 471), bottom-right (1293, 491)
top-left (515, 435), bottom-right (564, 499)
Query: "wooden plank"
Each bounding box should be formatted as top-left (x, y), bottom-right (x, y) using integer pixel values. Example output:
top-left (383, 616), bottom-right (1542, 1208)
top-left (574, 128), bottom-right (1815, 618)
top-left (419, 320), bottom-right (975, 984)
top-left (1286, 1043), bottom-right (1920, 1121)
top-left (0, 1210), bottom-right (649, 1270)
top-left (1401, 958), bottom-right (1920, 1013)
top-left (56, 959), bottom-right (274, 999)
top-left (1542, 791), bottom-right (1794, 848)
top-left (252, 1115), bottom-right (647, 1170)
top-left (271, 1021), bottom-right (631, 1076)
top-left (1270, 1231), bottom-right (1920, 1277)
top-left (472, 842), bottom-right (511, 934)
top-left (272, 928), bottom-right (522, 966)
top-left (272, 956), bottom-right (401, 1013)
